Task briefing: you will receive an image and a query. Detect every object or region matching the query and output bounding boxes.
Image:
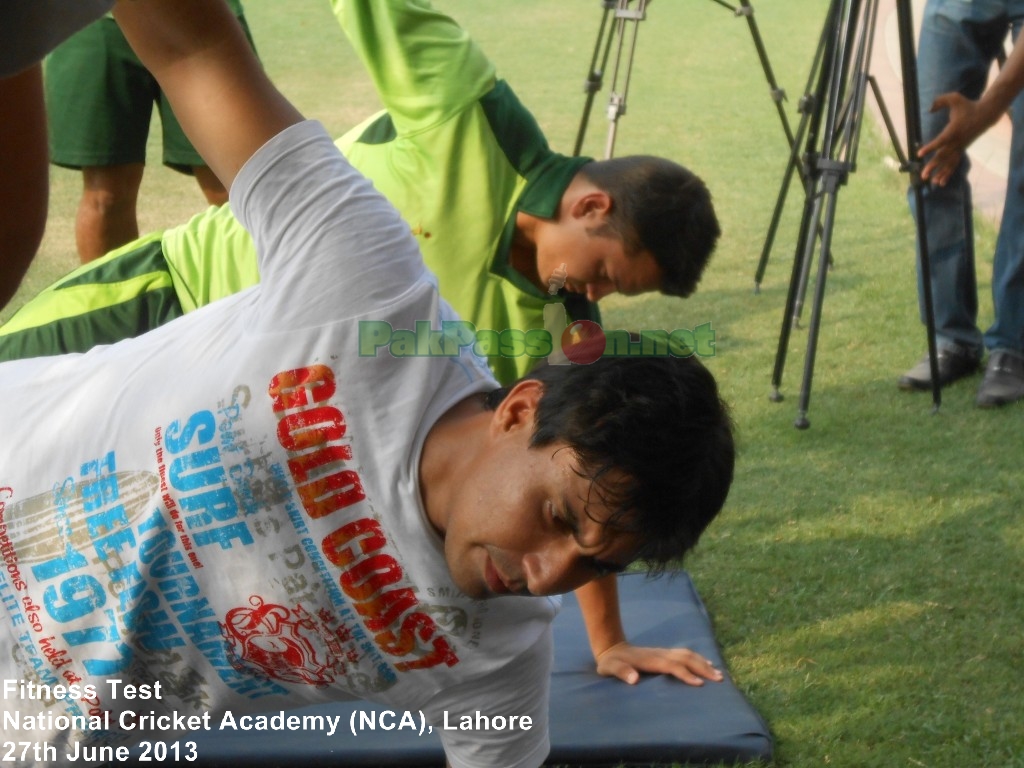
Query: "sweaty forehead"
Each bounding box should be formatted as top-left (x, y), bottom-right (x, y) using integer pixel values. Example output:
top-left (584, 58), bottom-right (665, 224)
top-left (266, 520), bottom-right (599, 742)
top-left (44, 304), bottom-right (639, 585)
top-left (568, 469), bottom-right (637, 533)
top-left (587, 519), bottom-right (643, 569)
top-left (561, 458), bottom-right (643, 564)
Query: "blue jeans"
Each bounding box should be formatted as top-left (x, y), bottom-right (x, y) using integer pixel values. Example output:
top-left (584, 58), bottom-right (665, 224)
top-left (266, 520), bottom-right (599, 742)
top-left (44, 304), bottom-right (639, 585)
top-left (912, 0), bottom-right (1024, 356)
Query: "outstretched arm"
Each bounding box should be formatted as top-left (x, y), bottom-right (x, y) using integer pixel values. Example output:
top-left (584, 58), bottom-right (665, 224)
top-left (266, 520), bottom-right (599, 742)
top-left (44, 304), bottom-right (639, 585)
top-left (920, 38), bottom-right (1024, 186)
top-left (112, 0), bottom-right (301, 191)
top-left (332, 0), bottom-right (495, 135)
top-left (0, 64), bottom-right (48, 310)
top-left (576, 576), bottom-right (723, 686)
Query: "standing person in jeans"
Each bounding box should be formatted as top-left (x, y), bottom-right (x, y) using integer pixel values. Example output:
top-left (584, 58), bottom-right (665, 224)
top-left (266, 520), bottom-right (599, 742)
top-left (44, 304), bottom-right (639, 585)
top-left (899, 0), bottom-right (1024, 407)
top-left (43, 2), bottom-right (257, 262)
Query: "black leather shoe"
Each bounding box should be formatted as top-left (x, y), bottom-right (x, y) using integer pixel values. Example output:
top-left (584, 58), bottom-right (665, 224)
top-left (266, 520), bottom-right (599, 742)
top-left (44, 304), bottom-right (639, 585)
top-left (975, 351), bottom-right (1024, 408)
top-left (897, 345), bottom-right (981, 391)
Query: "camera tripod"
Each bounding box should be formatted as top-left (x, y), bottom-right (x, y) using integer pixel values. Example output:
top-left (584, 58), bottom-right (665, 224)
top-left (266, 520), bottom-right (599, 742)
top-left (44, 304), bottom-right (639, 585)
top-left (572, 0), bottom-right (794, 160)
top-left (567, 0), bottom-right (812, 361)
top-left (569, 0), bottom-right (940, 429)
top-left (761, 0), bottom-right (941, 428)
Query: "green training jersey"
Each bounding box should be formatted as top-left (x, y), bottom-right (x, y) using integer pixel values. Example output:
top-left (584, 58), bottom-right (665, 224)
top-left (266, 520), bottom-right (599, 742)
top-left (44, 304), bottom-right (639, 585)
top-left (0, 0), bottom-right (592, 383)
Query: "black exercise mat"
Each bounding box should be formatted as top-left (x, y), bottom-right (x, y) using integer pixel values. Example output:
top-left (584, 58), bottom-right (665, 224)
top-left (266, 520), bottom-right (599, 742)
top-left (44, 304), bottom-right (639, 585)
top-left (138, 572), bottom-right (772, 766)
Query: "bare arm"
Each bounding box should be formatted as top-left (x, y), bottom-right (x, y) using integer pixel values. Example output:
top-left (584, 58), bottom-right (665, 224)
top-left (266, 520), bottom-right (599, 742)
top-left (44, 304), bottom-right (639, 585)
top-left (576, 575), bottom-right (722, 686)
top-left (920, 38), bottom-right (1024, 186)
top-left (112, 0), bottom-right (302, 191)
top-left (0, 63), bottom-right (48, 310)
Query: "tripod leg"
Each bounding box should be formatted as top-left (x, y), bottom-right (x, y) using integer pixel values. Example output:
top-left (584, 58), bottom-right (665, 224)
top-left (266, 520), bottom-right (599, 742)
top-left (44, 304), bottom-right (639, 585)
top-left (754, 110), bottom-right (811, 292)
top-left (771, 167), bottom-right (823, 401)
top-left (754, 0), bottom-right (838, 289)
top-left (791, 202), bottom-right (821, 329)
top-left (793, 0), bottom-right (876, 326)
top-left (867, 74), bottom-right (910, 167)
top-left (791, 0), bottom-right (878, 427)
top-left (769, 0), bottom-right (847, 399)
top-left (604, 0), bottom-right (648, 159)
top-left (895, 0), bottom-right (942, 411)
top-left (795, 172), bottom-right (843, 429)
top-left (737, 0), bottom-right (797, 148)
top-left (573, 1), bottom-right (618, 157)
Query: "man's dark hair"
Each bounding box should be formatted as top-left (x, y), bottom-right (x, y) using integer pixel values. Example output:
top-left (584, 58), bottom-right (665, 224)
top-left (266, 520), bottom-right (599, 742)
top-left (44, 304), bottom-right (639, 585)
top-left (580, 156), bottom-right (721, 298)
top-left (484, 355), bottom-right (734, 571)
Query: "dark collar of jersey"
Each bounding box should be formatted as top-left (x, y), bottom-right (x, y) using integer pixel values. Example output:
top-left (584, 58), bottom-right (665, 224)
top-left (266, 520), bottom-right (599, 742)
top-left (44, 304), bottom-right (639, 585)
top-left (482, 81), bottom-right (592, 298)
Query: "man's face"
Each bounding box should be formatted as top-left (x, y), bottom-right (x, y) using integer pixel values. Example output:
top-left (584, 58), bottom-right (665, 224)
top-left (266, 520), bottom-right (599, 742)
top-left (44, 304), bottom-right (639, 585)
top-left (438, 381), bottom-right (640, 599)
top-left (537, 219), bottom-right (663, 303)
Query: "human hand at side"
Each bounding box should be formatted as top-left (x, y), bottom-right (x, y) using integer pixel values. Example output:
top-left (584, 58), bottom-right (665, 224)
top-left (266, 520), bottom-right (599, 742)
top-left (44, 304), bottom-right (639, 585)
top-left (594, 641), bottom-right (724, 686)
top-left (919, 92), bottom-right (998, 186)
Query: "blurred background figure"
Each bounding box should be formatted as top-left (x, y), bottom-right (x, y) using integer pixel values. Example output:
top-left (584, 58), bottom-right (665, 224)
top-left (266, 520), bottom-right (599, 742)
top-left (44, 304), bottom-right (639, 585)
top-left (43, 1), bottom-right (257, 262)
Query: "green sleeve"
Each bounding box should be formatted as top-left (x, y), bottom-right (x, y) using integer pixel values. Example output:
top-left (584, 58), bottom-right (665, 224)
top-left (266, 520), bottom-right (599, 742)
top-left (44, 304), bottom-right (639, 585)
top-left (331, 0), bottom-right (495, 134)
top-left (161, 204), bottom-right (260, 312)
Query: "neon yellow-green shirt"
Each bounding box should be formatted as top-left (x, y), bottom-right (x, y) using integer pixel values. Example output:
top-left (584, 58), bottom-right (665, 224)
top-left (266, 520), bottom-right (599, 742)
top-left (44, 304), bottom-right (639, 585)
top-left (0, 0), bottom-right (592, 383)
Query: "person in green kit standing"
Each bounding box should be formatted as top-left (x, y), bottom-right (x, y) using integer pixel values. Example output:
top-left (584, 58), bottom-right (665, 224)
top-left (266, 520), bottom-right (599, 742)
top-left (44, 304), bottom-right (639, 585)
top-left (42, 2), bottom-right (257, 262)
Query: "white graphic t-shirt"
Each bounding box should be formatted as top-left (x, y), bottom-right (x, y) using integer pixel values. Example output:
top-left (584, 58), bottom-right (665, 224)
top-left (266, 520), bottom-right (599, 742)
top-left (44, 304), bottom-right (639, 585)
top-left (0, 121), bottom-right (556, 768)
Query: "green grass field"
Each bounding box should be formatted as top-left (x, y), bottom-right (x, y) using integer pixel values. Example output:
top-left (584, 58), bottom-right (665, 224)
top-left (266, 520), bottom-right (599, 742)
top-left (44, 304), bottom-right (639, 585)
top-left (5, 2), bottom-right (1022, 766)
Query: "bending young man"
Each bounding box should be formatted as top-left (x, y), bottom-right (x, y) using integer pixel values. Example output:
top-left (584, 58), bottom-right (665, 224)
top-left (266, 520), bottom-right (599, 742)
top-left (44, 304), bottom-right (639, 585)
top-left (0, 1), bottom-right (735, 766)
top-left (0, 0), bottom-right (719, 383)
top-left (0, 0), bottom-right (723, 687)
